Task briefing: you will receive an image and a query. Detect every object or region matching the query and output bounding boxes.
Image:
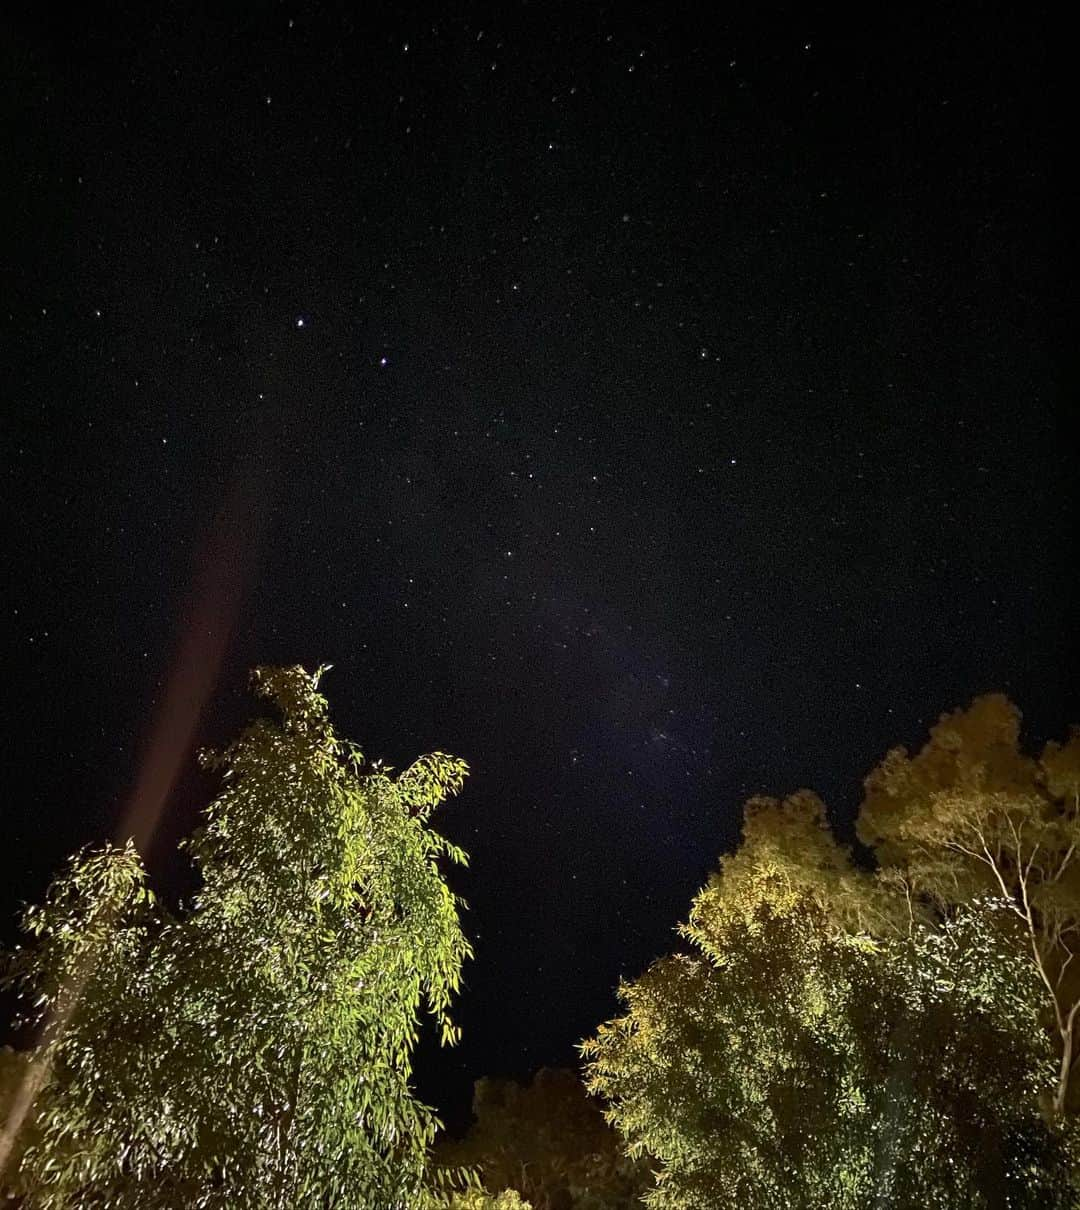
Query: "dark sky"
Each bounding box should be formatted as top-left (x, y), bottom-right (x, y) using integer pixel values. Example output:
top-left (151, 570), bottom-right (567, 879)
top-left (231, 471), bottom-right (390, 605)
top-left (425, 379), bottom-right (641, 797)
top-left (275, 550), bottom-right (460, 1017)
top-left (2, 4), bottom-right (1074, 1128)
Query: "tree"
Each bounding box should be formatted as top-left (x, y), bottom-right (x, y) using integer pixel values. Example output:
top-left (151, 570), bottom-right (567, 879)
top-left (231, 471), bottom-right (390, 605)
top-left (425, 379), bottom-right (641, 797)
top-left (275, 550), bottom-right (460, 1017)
top-left (680, 790), bottom-right (899, 939)
top-left (858, 694), bottom-right (1080, 1117)
top-left (436, 1068), bottom-right (650, 1210)
top-left (1, 665), bottom-right (472, 1208)
top-left (582, 794), bottom-right (1071, 1208)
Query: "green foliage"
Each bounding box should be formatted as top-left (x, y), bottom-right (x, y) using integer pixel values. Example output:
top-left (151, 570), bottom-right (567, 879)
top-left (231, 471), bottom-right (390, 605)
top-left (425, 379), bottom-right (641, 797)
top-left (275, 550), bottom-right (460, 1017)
top-left (582, 794), bottom-right (1073, 1208)
top-left (415, 1174), bottom-right (533, 1210)
top-left (441, 1190), bottom-right (532, 1210)
top-left (1, 665), bottom-right (472, 1209)
top-left (436, 1068), bottom-right (650, 1210)
top-left (858, 695), bottom-right (1080, 1116)
top-left (683, 791), bottom-right (904, 945)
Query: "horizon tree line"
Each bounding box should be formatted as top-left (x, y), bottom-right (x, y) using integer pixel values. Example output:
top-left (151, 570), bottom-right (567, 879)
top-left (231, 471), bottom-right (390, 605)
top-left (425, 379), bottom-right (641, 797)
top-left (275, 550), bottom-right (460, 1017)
top-left (2, 666), bottom-right (1078, 1207)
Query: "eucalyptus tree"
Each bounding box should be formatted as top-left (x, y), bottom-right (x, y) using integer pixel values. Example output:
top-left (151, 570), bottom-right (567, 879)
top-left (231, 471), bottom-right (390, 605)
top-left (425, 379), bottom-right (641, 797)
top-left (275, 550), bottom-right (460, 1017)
top-left (858, 694), bottom-right (1080, 1118)
top-left (582, 792), bottom-right (1070, 1209)
top-left (2, 665), bottom-right (472, 1209)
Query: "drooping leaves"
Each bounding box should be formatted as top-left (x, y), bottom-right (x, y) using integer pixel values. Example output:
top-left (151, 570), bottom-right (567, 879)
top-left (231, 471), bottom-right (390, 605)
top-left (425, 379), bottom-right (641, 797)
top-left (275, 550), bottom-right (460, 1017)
top-left (2, 665), bottom-right (472, 1209)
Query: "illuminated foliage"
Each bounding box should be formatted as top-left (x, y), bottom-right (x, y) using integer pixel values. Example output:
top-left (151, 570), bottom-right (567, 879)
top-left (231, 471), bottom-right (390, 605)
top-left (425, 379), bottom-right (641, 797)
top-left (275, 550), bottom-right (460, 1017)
top-left (436, 1067), bottom-right (650, 1209)
top-left (683, 790), bottom-right (902, 941)
top-left (1, 665), bottom-right (472, 1208)
top-left (582, 795), bottom-right (1072, 1208)
top-left (858, 695), bottom-right (1080, 1116)
top-left (438, 1190), bottom-right (532, 1210)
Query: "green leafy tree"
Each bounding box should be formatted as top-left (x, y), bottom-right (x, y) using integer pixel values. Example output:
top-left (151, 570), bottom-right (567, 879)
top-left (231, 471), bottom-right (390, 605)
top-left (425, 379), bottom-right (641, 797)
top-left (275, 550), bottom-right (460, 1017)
top-left (582, 794), bottom-right (1071, 1208)
top-left (858, 695), bottom-right (1080, 1117)
top-left (436, 1068), bottom-right (650, 1210)
top-left (1, 665), bottom-right (472, 1209)
top-left (681, 791), bottom-right (899, 939)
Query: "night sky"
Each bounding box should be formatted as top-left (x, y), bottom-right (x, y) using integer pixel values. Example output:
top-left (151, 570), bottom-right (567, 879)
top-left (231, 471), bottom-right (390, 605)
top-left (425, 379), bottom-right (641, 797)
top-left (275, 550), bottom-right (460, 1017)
top-left (2, 5), bottom-right (1074, 1129)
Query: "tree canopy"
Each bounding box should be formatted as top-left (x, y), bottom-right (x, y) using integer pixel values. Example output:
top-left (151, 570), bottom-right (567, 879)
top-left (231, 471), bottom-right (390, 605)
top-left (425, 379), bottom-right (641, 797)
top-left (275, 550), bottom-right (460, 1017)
top-left (5, 681), bottom-right (1080, 1207)
top-left (583, 784), bottom-right (1074, 1207)
top-left (858, 694), bottom-right (1080, 1116)
top-left (2, 665), bottom-right (472, 1208)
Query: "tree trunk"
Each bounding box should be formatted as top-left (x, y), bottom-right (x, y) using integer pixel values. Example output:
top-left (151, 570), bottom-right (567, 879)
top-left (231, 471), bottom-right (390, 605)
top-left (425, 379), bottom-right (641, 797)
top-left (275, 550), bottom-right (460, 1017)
top-left (1054, 1021), bottom-right (1074, 1118)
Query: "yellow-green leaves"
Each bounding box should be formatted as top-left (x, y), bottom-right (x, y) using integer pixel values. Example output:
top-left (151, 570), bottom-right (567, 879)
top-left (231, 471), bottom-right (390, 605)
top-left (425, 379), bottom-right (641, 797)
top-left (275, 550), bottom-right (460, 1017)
top-left (3, 665), bottom-right (473, 1209)
top-left (856, 694), bottom-right (1080, 1117)
top-left (583, 699), bottom-right (1080, 1208)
